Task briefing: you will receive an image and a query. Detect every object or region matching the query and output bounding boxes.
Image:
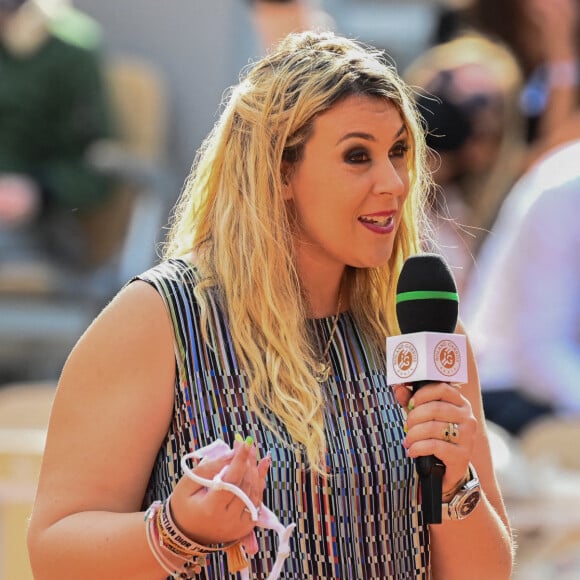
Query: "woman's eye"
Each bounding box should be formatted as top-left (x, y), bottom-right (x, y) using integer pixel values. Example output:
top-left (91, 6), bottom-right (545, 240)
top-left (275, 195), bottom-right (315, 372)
top-left (390, 142), bottom-right (410, 158)
top-left (346, 149), bottom-right (370, 164)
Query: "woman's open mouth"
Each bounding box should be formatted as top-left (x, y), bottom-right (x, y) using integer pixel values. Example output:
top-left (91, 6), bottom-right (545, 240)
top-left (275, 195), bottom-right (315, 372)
top-left (358, 212), bottom-right (395, 233)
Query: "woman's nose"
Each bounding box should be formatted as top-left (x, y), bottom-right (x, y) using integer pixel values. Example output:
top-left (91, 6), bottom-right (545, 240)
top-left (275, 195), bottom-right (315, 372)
top-left (373, 160), bottom-right (408, 197)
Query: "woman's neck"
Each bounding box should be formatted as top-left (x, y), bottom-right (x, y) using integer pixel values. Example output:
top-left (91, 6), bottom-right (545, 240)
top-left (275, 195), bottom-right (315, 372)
top-left (298, 261), bottom-right (347, 319)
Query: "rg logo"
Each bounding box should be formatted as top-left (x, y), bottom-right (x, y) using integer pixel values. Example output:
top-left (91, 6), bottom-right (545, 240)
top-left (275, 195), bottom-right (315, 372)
top-left (393, 342), bottom-right (418, 379)
top-left (434, 340), bottom-right (461, 376)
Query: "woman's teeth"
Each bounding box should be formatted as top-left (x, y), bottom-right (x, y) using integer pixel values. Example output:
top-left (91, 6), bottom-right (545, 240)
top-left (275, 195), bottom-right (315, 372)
top-left (359, 215), bottom-right (393, 227)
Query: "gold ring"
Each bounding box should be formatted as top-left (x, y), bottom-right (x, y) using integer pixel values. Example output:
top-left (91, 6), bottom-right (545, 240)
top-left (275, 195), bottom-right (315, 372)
top-left (443, 422), bottom-right (459, 443)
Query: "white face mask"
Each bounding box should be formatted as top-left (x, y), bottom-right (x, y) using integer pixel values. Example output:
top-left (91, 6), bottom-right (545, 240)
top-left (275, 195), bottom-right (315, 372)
top-left (181, 439), bottom-right (296, 580)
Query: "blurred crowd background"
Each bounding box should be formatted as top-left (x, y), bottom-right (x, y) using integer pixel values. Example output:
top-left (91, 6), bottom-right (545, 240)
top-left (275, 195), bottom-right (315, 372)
top-left (1, 0), bottom-right (580, 578)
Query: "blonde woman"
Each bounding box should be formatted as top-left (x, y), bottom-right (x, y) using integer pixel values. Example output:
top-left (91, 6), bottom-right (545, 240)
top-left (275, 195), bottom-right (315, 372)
top-left (28, 31), bottom-right (513, 579)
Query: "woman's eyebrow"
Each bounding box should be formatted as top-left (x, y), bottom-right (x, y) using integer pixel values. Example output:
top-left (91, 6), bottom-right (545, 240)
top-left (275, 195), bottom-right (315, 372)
top-left (394, 124), bottom-right (407, 139)
top-left (336, 124), bottom-right (407, 146)
top-left (336, 131), bottom-right (375, 145)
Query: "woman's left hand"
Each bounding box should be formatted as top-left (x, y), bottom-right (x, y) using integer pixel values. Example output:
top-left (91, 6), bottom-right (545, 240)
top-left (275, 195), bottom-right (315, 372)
top-left (393, 382), bottom-right (478, 494)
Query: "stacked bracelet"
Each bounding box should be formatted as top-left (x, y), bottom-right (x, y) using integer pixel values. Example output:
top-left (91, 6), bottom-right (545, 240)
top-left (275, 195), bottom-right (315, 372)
top-left (145, 497), bottom-right (246, 579)
top-left (145, 500), bottom-right (205, 579)
top-left (157, 498), bottom-right (216, 556)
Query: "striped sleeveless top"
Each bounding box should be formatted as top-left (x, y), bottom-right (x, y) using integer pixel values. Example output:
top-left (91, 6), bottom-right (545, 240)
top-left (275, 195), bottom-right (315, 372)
top-left (136, 259), bottom-right (430, 579)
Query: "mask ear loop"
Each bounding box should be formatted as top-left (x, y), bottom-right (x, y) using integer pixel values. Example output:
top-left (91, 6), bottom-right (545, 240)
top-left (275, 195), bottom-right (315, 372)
top-left (180, 439), bottom-right (296, 580)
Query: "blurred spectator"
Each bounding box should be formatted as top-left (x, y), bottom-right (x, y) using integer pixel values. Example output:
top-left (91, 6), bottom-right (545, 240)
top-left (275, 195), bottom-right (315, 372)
top-left (0, 0), bottom-right (116, 269)
top-left (432, 0), bottom-right (472, 45)
top-left (404, 34), bottom-right (525, 293)
top-left (246, 0), bottom-right (334, 53)
top-left (464, 139), bottom-right (580, 436)
top-left (433, 0), bottom-right (580, 163)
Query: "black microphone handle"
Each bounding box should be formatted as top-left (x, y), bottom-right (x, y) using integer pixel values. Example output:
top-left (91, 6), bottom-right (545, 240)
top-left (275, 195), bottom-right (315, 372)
top-left (411, 379), bottom-right (447, 524)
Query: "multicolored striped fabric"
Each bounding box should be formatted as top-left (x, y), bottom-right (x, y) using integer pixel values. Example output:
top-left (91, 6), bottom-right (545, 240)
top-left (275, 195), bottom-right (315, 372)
top-left (136, 258), bottom-right (430, 579)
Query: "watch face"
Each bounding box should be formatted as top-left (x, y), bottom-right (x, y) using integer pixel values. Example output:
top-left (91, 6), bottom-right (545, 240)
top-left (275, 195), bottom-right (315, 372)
top-left (458, 490), bottom-right (481, 517)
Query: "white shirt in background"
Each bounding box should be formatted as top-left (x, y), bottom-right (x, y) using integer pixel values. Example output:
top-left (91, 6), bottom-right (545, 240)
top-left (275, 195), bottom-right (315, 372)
top-left (464, 140), bottom-right (580, 414)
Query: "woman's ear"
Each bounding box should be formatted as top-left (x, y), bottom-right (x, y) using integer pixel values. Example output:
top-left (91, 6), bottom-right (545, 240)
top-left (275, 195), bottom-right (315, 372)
top-left (281, 161), bottom-right (293, 200)
top-left (282, 181), bottom-right (293, 201)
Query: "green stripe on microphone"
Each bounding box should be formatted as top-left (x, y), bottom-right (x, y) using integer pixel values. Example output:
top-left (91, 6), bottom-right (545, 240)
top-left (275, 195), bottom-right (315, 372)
top-left (396, 290), bottom-right (459, 303)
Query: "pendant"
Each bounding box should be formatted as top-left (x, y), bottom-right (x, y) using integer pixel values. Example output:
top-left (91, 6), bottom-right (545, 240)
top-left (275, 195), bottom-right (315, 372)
top-left (314, 360), bottom-right (331, 383)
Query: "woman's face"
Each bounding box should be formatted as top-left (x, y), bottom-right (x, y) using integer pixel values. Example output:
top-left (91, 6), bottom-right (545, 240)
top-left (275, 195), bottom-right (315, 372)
top-left (284, 95), bottom-right (410, 276)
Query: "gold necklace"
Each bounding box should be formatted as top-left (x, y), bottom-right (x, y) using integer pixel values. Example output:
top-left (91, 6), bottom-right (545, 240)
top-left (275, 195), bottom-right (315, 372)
top-left (314, 286), bottom-right (343, 383)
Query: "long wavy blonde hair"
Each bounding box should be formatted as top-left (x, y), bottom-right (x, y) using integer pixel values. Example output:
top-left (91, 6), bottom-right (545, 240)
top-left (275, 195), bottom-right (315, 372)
top-left (164, 31), bottom-right (431, 474)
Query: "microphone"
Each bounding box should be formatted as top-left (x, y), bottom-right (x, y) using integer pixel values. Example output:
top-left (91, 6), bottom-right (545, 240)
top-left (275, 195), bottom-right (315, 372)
top-left (386, 253), bottom-right (468, 524)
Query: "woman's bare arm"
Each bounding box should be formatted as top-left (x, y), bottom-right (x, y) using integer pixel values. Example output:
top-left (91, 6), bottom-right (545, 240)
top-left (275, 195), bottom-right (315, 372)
top-left (27, 281), bottom-right (178, 579)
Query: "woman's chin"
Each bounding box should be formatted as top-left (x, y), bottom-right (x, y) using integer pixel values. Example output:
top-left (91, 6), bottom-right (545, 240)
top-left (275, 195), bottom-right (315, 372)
top-left (348, 253), bottom-right (393, 270)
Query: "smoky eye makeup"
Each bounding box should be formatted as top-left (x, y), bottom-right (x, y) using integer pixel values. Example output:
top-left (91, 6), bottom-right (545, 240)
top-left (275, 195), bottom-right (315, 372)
top-left (389, 141), bottom-right (410, 158)
top-left (344, 147), bottom-right (371, 164)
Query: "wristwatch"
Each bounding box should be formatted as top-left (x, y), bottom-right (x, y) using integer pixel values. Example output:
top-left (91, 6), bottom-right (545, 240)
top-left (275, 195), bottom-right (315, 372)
top-left (441, 464), bottom-right (481, 521)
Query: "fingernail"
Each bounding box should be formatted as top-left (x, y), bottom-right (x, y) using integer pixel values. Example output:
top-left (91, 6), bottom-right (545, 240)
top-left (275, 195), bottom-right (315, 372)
top-left (407, 399), bottom-right (415, 412)
top-left (245, 436), bottom-right (254, 447)
top-left (235, 433), bottom-right (244, 443)
top-left (262, 454), bottom-right (272, 470)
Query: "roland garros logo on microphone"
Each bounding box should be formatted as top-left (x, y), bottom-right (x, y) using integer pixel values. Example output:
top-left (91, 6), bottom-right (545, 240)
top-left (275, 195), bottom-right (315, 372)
top-left (392, 341), bottom-right (418, 379)
top-left (434, 339), bottom-right (461, 376)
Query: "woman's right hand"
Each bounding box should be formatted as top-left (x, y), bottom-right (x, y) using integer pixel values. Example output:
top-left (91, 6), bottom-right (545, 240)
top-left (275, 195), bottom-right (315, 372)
top-left (169, 439), bottom-right (271, 546)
